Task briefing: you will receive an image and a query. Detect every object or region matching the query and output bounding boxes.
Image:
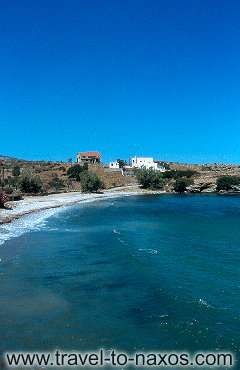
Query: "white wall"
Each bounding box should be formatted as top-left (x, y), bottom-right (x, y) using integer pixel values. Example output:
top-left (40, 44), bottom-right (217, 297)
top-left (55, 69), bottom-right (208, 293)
top-left (131, 156), bottom-right (165, 171)
top-left (131, 156), bottom-right (154, 168)
top-left (109, 161), bottom-right (120, 169)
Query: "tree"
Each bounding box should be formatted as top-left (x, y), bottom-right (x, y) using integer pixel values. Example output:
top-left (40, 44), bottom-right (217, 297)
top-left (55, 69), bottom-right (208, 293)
top-left (48, 176), bottom-right (65, 191)
top-left (136, 169), bottom-right (164, 190)
top-left (80, 172), bottom-right (104, 193)
top-left (174, 178), bottom-right (193, 193)
top-left (0, 192), bottom-right (8, 208)
top-left (67, 164), bottom-right (88, 181)
top-left (7, 175), bottom-right (19, 189)
top-left (117, 159), bottom-right (127, 168)
top-left (12, 165), bottom-right (21, 177)
top-left (20, 176), bottom-right (43, 194)
top-left (216, 176), bottom-right (240, 191)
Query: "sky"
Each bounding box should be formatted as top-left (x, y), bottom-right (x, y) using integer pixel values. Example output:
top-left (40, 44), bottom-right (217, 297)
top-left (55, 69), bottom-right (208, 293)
top-left (0, 0), bottom-right (240, 164)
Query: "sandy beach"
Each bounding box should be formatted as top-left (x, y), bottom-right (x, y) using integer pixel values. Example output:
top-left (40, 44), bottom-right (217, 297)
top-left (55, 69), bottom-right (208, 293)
top-left (0, 185), bottom-right (165, 225)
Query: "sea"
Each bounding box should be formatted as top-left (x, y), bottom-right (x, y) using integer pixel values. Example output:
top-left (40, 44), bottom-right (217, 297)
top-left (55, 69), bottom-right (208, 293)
top-left (0, 194), bottom-right (239, 368)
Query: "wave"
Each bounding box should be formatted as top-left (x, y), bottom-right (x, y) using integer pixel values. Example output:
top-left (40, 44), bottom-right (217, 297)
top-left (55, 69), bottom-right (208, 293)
top-left (0, 196), bottom-right (112, 246)
top-left (0, 208), bottom-right (62, 246)
top-left (0, 193), bottom-right (136, 247)
top-left (117, 237), bottom-right (126, 245)
top-left (113, 229), bottom-right (121, 234)
top-left (138, 248), bottom-right (160, 255)
top-left (197, 298), bottom-right (214, 309)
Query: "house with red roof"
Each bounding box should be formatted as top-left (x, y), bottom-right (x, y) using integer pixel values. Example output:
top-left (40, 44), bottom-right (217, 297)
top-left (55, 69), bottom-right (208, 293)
top-left (76, 151), bottom-right (101, 165)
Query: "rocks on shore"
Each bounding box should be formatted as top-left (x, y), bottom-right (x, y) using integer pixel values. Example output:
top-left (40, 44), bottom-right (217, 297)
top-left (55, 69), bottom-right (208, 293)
top-left (187, 182), bottom-right (216, 193)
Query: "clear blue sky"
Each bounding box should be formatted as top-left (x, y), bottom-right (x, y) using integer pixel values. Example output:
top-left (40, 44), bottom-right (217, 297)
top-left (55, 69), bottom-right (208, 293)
top-left (1, 0), bottom-right (240, 163)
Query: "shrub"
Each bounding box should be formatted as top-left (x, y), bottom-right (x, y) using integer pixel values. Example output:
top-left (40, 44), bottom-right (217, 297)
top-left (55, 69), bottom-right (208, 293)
top-left (216, 176), bottom-right (240, 191)
top-left (3, 186), bottom-right (13, 194)
top-left (67, 164), bottom-right (88, 181)
top-left (162, 170), bottom-right (177, 179)
top-left (12, 165), bottom-right (21, 177)
top-left (20, 176), bottom-right (43, 193)
top-left (174, 178), bottom-right (193, 193)
top-left (48, 176), bottom-right (65, 191)
top-left (178, 170), bottom-right (197, 178)
top-left (80, 172), bottom-right (104, 193)
top-left (0, 192), bottom-right (8, 208)
top-left (163, 169), bottom-right (197, 179)
top-left (57, 166), bottom-right (66, 171)
top-left (5, 175), bottom-right (20, 190)
top-left (136, 169), bottom-right (164, 189)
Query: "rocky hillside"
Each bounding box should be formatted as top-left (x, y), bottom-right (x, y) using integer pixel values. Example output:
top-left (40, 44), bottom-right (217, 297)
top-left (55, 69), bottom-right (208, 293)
top-left (1, 156), bottom-right (240, 196)
top-left (164, 162), bottom-right (240, 193)
top-left (0, 158), bottom-right (136, 196)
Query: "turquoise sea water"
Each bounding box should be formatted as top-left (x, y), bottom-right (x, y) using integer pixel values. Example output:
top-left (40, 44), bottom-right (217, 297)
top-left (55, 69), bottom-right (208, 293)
top-left (0, 194), bottom-right (240, 365)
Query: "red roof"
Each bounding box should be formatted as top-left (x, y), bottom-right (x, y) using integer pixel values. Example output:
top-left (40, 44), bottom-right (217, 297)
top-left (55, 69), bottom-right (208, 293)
top-left (78, 151), bottom-right (100, 158)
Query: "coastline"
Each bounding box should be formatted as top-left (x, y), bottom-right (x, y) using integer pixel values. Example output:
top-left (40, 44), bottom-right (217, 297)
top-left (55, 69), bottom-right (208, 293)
top-left (1, 186), bottom-right (238, 227)
top-left (0, 185), bottom-right (165, 226)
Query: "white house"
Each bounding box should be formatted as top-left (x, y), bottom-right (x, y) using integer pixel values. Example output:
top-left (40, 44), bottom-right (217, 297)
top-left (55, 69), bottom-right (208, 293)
top-left (131, 156), bottom-right (165, 171)
top-left (109, 161), bottom-right (120, 169)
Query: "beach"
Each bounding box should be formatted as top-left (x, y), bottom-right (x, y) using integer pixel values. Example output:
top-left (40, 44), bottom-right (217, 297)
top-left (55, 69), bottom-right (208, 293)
top-left (0, 185), bottom-right (165, 225)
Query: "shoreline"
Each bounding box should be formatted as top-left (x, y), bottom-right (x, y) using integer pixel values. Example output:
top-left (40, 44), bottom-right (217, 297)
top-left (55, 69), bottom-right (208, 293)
top-left (0, 186), bottom-right (165, 226)
top-left (1, 186), bottom-right (237, 226)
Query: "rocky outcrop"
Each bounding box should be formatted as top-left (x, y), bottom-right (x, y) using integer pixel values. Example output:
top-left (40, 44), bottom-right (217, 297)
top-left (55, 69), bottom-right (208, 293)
top-left (187, 182), bottom-right (216, 193)
top-left (230, 185), bottom-right (240, 192)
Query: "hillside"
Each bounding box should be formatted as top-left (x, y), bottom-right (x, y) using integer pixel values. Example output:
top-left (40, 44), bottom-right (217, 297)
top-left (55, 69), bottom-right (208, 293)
top-left (0, 155), bottom-right (19, 161)
top-left (1, 156), bottom-right (240, 198)
top-left (0, 157), bottom-right (136, 197)
top-left (162, 161), bottom-right (240, 192)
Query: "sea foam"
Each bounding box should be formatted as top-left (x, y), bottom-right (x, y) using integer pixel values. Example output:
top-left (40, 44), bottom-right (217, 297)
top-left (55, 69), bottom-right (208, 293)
top-left (0, 208), bottom-right (62, 246)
